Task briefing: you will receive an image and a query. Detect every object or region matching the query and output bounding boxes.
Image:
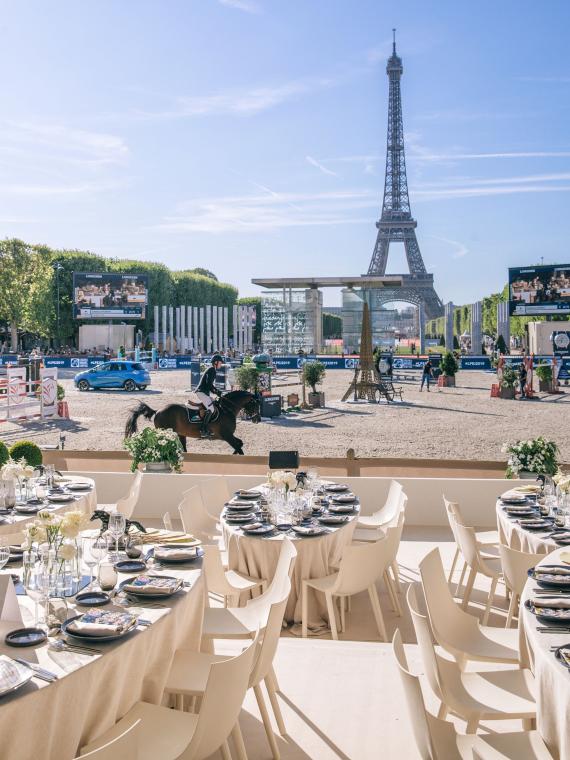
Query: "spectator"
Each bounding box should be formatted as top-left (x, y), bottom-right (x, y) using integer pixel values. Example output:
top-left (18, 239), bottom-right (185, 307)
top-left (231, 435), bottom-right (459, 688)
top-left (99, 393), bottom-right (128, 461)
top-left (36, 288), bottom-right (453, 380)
top-left (420, 358), bottom-right (433, 392)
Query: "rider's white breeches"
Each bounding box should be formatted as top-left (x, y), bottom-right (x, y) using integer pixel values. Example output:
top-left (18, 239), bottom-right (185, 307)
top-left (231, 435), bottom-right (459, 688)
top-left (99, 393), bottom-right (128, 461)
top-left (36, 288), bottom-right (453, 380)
top-left (195, 392), bottom-right (214, 410)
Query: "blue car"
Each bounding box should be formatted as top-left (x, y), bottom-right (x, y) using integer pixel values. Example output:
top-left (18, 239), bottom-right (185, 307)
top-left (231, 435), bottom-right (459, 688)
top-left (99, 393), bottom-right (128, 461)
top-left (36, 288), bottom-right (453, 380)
top-left (74, 361), bottom-right (151, 392)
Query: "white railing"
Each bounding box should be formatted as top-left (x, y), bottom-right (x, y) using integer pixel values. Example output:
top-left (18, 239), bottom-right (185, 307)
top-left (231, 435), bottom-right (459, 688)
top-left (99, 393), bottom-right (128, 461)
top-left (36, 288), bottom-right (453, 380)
top-left (0, 367), bottom-right (58, 423)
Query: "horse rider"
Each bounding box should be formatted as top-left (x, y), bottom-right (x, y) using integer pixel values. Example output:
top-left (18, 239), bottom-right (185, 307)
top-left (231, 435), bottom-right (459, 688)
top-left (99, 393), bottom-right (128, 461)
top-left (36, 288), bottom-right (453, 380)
top-left (195, 354), bottom-right (224, 438)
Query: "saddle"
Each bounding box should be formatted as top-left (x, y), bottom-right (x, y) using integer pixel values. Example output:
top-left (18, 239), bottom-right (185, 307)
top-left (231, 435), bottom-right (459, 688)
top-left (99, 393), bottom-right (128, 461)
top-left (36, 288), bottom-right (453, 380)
top-left (186, 394), bottom-right (220, 424)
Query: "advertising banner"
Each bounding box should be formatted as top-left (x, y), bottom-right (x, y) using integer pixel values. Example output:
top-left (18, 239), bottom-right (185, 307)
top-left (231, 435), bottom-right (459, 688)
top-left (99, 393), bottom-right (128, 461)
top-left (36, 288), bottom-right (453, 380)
top-left (509, 264), bottom-right (570, 316)
top-left (73, 272), bottom-right (148, 320)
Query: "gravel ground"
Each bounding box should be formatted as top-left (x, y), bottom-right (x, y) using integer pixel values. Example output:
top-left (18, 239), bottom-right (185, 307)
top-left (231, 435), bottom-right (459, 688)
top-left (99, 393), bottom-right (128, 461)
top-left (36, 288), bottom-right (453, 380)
top-left (1, 369), bottom-right (569, 462)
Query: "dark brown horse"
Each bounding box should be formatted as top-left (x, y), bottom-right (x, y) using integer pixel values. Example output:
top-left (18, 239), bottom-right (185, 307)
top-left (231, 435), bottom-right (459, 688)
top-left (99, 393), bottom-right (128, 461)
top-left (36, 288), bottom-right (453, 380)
top-left (124, 390), bottom-right (261, 455)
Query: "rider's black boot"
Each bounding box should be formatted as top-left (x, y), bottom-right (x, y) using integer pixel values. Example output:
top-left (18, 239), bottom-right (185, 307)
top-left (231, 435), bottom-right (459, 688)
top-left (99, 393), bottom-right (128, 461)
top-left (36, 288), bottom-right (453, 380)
top-left (200, 409), bottom-right (214, 438)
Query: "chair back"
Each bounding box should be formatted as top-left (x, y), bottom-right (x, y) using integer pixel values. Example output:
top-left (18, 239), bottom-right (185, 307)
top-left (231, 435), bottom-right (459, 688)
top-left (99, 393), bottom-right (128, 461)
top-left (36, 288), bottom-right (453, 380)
top-left (162, 511), bottom-right (173, 531)
top-left (79, 719), bottom-right (140, 759)
top-left (498, 544), bottom-right (540, 596)
top-left (452, 521), bottom-right (482, 569)
top-left (250, 578), bottom-right (291, 686)
top-left (178, 486), bottom-right (219, 544)
top-left (190, 631), bottom-right (260, 759)
top-left (383, 509), bottom-right (405, 560)
top-left (406, 583), bottom-right (444, 701)
top-left (202, 545), bottom-right (232, 594)
top-left (116, 471), bottom-right (143, 518)
top-left (376, 480), bottom-right (404, 524)
top-left (198, 477), bottom-right (230, 519)
top-left (267, 537), bottom-right (297, 595)
top-left (335, 534), bottom-right (392, 596)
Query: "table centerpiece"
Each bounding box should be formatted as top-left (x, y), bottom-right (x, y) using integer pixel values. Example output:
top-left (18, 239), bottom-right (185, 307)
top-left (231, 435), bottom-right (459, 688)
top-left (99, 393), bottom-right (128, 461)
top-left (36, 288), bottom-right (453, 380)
top-left (503, 437), bottom-right (559, 479)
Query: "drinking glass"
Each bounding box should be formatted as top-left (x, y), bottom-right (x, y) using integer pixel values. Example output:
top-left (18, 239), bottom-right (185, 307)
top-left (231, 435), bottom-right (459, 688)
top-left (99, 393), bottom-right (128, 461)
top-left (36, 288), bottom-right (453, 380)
top-left (98, 561), bottom-right (118, 592)
top-left (108, 512), bottom-right (126, 561)
top-left (0, 541), bottom-right (10, 571)
top-left (82, 536), bottom-right (99, 590)
top-left (25, 565), bottom-right (49, 628)
top-left (125, 533), bottom-right (143, 559)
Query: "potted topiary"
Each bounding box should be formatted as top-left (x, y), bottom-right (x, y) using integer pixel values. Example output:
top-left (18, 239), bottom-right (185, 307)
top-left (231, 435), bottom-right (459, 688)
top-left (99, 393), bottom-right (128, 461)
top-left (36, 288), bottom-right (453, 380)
top-left (535, 363), bottom-right (554, 393)
top-left (302, 361), bottom-right (326, 407)
top-left (0, 440), bottom-right (9, 467)
top-left (8, 440), bottom-right (43, 468)
top-left (499, 365), bottom-right (518, 399)
top-left (439, 351), bottom-right (459, 387)
top-left (235, 364), bottom-right (259, 393)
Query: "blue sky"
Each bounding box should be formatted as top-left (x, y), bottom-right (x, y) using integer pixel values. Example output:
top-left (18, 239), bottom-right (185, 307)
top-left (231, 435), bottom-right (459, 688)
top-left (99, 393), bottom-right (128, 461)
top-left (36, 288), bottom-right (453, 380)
top-left (1, 0), bottom-right (569, 306)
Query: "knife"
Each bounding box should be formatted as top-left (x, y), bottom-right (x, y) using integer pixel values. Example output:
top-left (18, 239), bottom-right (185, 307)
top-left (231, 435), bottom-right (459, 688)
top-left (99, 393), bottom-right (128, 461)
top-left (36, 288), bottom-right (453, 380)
top-left (15, 659), bottom-right (58, 682)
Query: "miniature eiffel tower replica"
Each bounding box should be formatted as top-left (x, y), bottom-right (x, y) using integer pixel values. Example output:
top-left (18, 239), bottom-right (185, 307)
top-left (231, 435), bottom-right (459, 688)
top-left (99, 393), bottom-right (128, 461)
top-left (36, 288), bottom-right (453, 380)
top-left (341, 302), bottom-right (379, 402)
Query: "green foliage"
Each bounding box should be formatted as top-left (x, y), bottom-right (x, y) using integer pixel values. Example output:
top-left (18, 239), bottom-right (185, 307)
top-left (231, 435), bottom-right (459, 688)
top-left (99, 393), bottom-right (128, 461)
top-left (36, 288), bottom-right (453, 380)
top-left (0, 441), bottom-right (9, 466)
top-left (322, 312), bottom-right (342, 339)
top-left (452, 335), bottom-right (459, 350)
top-left (535, 363), bottom-right (553, 382)
top-left (302, 361), bottom-right (326, 392)
top-left (123, 427), bottom-right (184, 472)
top-left (190, 268), bottom-right (218, 281)
top-left (495, 334), bottom-right (507, 354)
top-left (500, 365), bottom-right (518, 389)
top-left (9, 440), bottom-right (43, 467)
top-left (440, 351), bottom-right (459, 377)
top-left (504, 437), bottom-right (559, 478)
top-left (235, 364), bottom-right (259, 392)
top-left (57, 383), bottom-right (65, 401)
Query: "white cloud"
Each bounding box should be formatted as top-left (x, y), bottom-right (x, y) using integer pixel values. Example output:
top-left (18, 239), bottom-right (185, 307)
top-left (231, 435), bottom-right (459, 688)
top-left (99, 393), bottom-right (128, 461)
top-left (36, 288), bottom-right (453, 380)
top-left (306, 155), bottom-right (338, 177)
top-left (218, 0), bottom-right (260, 12)
top-left (430, 235), bottom-right (468, 259)
top-left (414, 183), bottom-right (570, 201)
top-left (155, 189), bottom-right (377, 234)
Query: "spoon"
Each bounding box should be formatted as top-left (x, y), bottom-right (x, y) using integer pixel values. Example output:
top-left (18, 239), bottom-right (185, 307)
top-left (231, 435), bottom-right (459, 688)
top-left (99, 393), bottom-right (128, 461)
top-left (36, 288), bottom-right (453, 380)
top-left (49, 639), bottom-right (102, 655)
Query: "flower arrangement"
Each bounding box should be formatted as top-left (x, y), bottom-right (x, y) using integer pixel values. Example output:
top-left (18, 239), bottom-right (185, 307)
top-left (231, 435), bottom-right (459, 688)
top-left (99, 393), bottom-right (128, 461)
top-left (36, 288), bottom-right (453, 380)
top-left (1, 457), bottom-right (35, 482)
top-left (123, 427), bottom-right (184, 473)
top-left (502, 437), bottom-right (559, 478)
top-left (267, 470), bottom-right (297, 492)
top-left (24, 509), bottom-right (90, 560)
top-left (554, 471), bottom-right (570, 494)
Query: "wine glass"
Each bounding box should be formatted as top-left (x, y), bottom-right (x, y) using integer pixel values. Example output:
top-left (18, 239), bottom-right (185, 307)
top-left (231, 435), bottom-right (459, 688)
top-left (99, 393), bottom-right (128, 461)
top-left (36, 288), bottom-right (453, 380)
top-left (82, 535), bottom-right (100, 590)
top-left (0, 541), bottom-right (10, 571)
top-left (25, 565), bottom-right (49, 628)
top-left (108, 512), bottom-right (126, 561)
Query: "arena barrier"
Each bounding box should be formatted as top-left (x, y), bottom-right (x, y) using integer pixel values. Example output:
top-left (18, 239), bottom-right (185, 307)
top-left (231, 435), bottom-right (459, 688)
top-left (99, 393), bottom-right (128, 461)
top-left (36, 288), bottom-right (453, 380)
top-left (0, 367), bottom-right (58, 422)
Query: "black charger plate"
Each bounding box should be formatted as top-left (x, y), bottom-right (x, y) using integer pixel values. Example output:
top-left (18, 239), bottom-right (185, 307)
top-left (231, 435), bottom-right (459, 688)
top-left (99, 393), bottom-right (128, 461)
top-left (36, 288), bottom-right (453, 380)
top-left (5, 628), bottom-right (47, 648)
top-left (62, 614), bottom-right (136, 643)
top-left (75, 591), bottom-right (111, 607)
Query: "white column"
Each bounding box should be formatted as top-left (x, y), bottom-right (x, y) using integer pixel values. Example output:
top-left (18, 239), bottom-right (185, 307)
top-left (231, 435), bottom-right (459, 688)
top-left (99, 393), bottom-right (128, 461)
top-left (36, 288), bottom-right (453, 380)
top-left (199, 307), bottom-right (205, 352)
top-left (153, 305), bottom-right (159, 348)
top-left (218, 307), bottom-right (224, 352)
top-left (168, 306), bottom-right (174, 353)
top-left (162, 305), bottom-right (167, 350)
top-left (223, 307), bottom-right (229, 351)
top-left (175, 307), bottom-right (181, 351)
top-left (187, 306), bottom-right (192, 350)
top-left (193, 307), bottom-right (198, 351)
top-left (212, 306), bottom-right (218, 351)
top-left (248, 306), bottom-right (255, 350)
top-left (232, 305), bottom-right (238, 350)
top-left (206, 305), bottom-right (212, 354)
top-left (180, 305), bottom-right (186, 351)
top-left (470, 301), bottom-right (482, 355)
top-left (444, 302), bottom-right (454, 352)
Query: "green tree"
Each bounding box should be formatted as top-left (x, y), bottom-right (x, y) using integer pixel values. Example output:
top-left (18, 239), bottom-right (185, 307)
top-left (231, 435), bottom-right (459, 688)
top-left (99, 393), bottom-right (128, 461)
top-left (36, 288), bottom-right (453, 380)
top-left (322, 312), bottom-right (342, 339)
top-left (190, 268), bottom-right (218, 281)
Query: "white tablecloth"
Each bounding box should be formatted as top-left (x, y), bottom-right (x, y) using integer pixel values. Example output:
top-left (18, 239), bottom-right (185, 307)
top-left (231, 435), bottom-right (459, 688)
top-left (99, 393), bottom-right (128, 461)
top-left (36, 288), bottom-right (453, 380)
top-left (0, 476), bottom-right (98, 540)
top-left (496, 499), bottom-right (557, 554)
top-left (519, 548), bottom-right (570, 759)
top-left (222, 487), bottom-right (359, 624)
top-left (0, 550), bottom-right (204, 759)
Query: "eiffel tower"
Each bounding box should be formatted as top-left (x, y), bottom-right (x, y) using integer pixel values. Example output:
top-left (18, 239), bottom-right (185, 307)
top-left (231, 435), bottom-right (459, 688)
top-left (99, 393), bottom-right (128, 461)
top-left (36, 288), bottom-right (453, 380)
top-left (366, 30), bottom-right (443, 320)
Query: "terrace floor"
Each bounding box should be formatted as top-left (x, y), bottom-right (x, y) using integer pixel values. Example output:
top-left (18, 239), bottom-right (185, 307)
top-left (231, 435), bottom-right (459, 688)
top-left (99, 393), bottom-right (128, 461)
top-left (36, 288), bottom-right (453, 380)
top-left (208, 527), bottom-right (524, 760)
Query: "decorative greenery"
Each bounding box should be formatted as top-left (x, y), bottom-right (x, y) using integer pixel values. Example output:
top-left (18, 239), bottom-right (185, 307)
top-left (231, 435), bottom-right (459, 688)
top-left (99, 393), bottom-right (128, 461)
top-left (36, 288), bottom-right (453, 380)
top-left (9, 440), bottom-right (43, 467)
top-left (495, 334), bottom-right (507, 354)
top-left (535, 363), bottom-right (553, 383)
top-left (322, 312), bottom-right (342, 340)
top-left (235, 364), bottom-right (259, 392)
top-left (57, 383), bottom-right (65, 401)
top-left (302, 361), bottom-right (326, 393)
top-left (123, 427), bottom-right (184, 472)
top-left (503, 437), bottom-right (559, 478)
top-left (439, 351), bottom-right (459, 377)
top-left (500, 365), bottom-right (518, 389)
top-left (0, 441), bottom-right (8, 467)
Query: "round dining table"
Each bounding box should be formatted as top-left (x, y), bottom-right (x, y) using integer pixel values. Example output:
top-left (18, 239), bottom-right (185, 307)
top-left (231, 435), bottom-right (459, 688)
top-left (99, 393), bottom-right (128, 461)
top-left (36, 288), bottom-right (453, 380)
top-left (0, 542), bottom-right (205, 759)
top-left (519, 548), bottom-right (570, 759)
top-left (221, 484), bottom-right (359, 627)
top-left (496, 498), bottom-right (560, 554)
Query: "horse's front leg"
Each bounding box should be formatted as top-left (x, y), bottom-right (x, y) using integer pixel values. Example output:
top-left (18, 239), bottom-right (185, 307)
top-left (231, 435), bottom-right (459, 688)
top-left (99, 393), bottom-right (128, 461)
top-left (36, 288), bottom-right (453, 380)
top-left (226, 434), bottom-right (244, 455)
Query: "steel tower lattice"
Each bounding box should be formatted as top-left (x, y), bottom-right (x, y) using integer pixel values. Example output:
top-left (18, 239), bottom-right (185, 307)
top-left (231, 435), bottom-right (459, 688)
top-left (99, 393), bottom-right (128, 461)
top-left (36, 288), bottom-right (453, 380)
top-left (366, 30), bottom-right (443, 320)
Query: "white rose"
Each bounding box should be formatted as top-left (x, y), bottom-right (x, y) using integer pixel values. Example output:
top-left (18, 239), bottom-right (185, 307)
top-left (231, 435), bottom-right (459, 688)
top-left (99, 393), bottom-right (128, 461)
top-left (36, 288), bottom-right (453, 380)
top-left (37, 510), bottom-right (57, 524)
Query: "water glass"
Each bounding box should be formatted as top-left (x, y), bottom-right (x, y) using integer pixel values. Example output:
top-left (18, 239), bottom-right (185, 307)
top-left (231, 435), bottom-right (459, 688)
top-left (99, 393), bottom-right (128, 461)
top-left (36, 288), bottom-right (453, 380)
top-left (125, 533), bottom-right (143, 559)
top-left (98, 561), bottom-right (118, 591)
top-left (82, 536), bottom-right (100, 589)
top-left (25, 565), bottom-right (49, 628)
top-left (0, 542), bottom-right (10, 571)
top-left (108, 512), bottom-right (126, 560)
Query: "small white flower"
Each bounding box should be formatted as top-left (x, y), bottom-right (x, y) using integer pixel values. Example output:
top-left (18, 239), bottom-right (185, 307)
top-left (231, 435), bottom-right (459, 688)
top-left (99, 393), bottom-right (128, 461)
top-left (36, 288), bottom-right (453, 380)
top-left (58, 543), bottom-right (76, 561)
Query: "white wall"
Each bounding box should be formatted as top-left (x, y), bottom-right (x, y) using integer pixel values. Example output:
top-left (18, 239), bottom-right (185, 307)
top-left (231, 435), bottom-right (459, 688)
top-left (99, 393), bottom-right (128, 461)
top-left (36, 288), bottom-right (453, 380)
top-left (69, 471), bottom-right (511, 528)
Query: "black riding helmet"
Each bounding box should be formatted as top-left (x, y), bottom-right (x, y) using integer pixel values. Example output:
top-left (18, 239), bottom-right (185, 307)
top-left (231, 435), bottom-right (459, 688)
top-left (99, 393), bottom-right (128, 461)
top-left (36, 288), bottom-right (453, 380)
top-left (211, 354), bottom-right (224, 364)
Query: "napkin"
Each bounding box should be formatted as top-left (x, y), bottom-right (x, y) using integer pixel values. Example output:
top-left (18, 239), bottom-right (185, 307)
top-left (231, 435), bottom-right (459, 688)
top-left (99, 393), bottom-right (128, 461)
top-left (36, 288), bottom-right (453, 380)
top-left (331, 494), bottom-right (356, 503)
top-left (139, 530), bottom-right (198, 545)
top-left (554, 532), bottom-right (570, 541)
top-left (154, 546), bottom-right (199, 561)
top-left (535, 567), bottom-right (570, 578)
top-left (227, 498), bottom-right (257, 507)
top-left (68, 609), bottom-right (137, 636)
top-left (236, 490), bottom-right (261, 498)
top-left (530, 595), bottom-right (570, 609)
top-left (0, 656), bottom-right (31, 692)
top-left (122, 575), bottom-right (182, 595)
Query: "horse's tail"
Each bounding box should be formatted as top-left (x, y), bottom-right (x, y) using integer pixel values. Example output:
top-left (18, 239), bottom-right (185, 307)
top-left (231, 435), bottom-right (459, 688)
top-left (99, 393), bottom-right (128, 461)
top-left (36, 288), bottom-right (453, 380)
top-left (124, 402), bottom-right (157, 438)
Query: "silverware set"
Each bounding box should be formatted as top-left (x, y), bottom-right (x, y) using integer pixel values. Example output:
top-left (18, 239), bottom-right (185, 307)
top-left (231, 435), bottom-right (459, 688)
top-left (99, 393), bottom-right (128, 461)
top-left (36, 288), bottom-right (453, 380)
top-left (14, 659), bottom-right (59, 682)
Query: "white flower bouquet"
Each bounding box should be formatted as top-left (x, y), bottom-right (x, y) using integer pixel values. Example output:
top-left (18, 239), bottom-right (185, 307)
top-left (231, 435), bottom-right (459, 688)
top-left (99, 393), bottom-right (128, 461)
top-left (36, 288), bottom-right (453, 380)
top-left (1, 457), bottom-right (35, 482)
top-left (554, 471), bottom-right (570, 494)
top-left (267, 470), bottom-right (298, 493)
top-left (502, 437), bottom-right (559, 479)
top-left (123, 427), bottom-right (184, 473)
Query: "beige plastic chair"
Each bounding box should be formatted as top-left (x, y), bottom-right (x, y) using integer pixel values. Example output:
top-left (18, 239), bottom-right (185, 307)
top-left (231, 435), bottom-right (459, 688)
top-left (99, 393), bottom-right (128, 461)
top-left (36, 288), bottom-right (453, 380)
top-left (407, 583), bottom-right (536, 732)
top-left (443, 496), bottom-right (499, 586)
top-left (80, 632), bottom-right (259, 760)
top-left (454, 521), bottom-right (503, 624)
top-left (356, 479), bottom-right (404, 530)
top-left (198, 476), bottom-right (231, 519)
top-left (419, 548), bottom-right (519, 668)
top-left (203, 544), bottom-right (265, 606)
top-left (115, 471), bottom-right (143, 518)
top-left (499, 544), bottom-right (542, 628)
top-left (78, 720), bottom-right (140, 759)
top-left (301, 516), bottom-right (404, 640)
top-left (162, 511), bottom-right (173, 531)
top-left (178, 486), bottom-right (224, 546)
top-left (166, 578), bottom-right (291, 760)
top-left (392, 629), bottom-right (553, 760)
top-left (202, 538), bottom-right (297, 641)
